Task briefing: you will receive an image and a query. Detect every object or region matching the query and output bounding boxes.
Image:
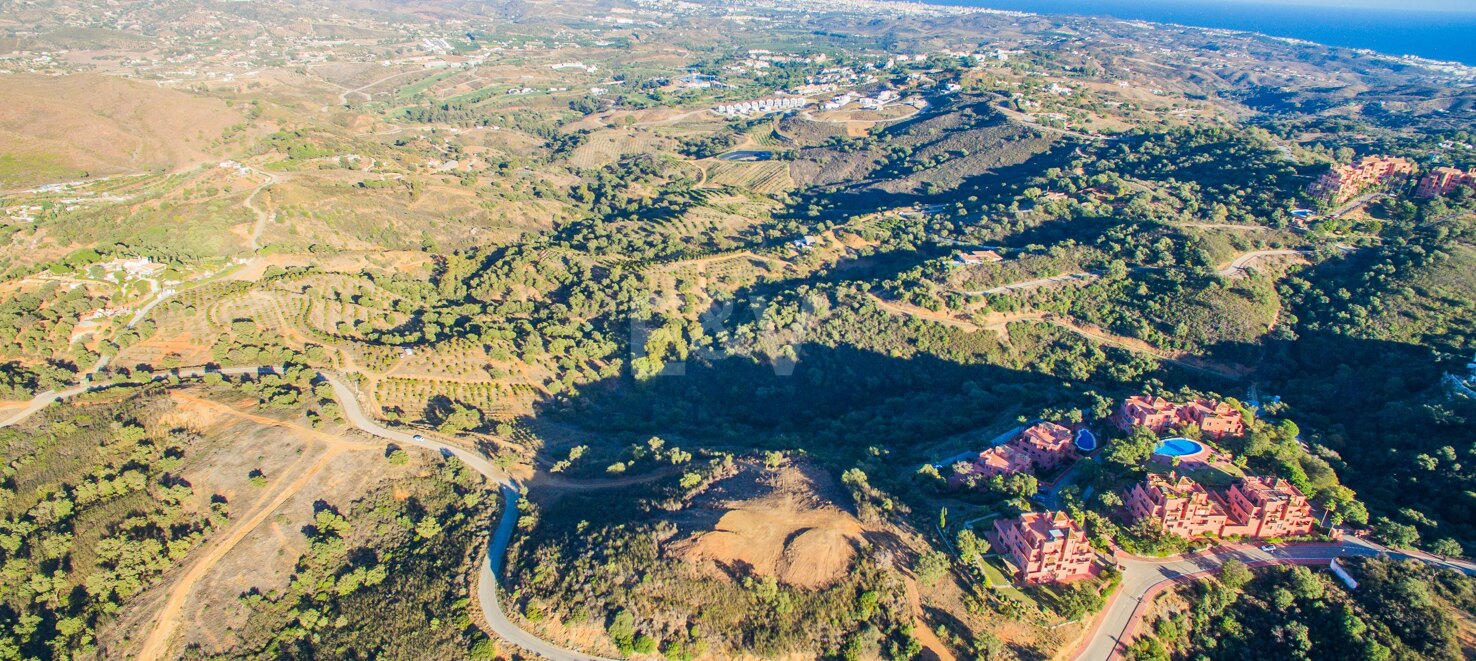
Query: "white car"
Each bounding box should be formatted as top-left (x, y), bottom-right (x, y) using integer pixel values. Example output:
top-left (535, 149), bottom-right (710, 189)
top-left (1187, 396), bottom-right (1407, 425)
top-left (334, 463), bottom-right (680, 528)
top-left (1259, 544), bottom-right (1277, 552)
top-left (412, 434), bottom-right (425, 442)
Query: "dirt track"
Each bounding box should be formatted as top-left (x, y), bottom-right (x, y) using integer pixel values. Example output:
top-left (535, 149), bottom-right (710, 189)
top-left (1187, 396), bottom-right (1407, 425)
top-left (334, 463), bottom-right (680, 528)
top-left (132, 393), bottom-right (373, 661)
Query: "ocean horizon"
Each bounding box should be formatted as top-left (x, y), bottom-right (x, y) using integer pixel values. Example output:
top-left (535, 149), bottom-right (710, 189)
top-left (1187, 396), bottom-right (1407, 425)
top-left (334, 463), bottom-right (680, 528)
top-left (927, 0), bottom-right (1476, 66)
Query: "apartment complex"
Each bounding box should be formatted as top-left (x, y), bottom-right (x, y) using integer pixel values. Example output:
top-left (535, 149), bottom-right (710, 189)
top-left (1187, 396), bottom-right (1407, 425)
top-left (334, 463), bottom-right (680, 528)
top-left (711, 96), bottom-right (808, 117)
top-left (951, 422), bottom-right (1077, 485)
top-left (992, 511), bottom-right (1096, 583)
top-left (1124, 473), bottom-right (1315, 540)
top-left (963, 444), bottom-right (1033, 482)
top-left (1112, 395), bottom-right (1246, 439)
top-left (1306, 155), bottom-right (1416, 204)
top-left (1415, 166), bottom-right (1476, 198)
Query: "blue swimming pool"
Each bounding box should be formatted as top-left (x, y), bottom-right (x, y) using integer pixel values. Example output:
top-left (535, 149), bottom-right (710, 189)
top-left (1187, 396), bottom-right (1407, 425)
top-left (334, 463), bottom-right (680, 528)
top-left (1155, 438), bottom-right (1205, 457)
top-left (1075, 428), bottom-right (1097, 452)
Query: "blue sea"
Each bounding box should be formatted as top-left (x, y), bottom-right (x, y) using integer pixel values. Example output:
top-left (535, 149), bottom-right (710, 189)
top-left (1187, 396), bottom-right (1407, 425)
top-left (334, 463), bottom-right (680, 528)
top-left (931, 0), bottom-right (1476, 66)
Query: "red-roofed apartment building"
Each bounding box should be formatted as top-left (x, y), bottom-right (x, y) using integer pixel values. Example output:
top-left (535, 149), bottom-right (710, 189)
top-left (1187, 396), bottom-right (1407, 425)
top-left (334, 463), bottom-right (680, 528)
top-left (1111, 395), bottom-right (1181, 434)
top-left (949, 422), bottom-right (1079, 488)
top-left (992, 511), bottom-right (1096, 583)
top-left (1415, 167), bottom-right (1476, 198)
top-left (1177, 400), bottom-right (1246, 439)
top-left (1307, 155), bottom-right (1416, 204)
top-left (1219, 476), bottom-right (1316, 539)
top-left (1012, 422), bottom-right (1077, 472)
top-left (1112, 395), bottom-right (1245, 439)
top-left (1124, 472), bottom-right (1229, 539)
top-left (956, 444), bottom-right (1034, 484)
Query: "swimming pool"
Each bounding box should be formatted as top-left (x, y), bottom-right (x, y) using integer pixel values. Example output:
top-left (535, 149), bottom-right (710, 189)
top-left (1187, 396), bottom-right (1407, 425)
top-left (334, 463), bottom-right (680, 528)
top-left (1155, 438), bottom-right (1205, 457)
top-left (1074, 428), bottom-right (1097, 452)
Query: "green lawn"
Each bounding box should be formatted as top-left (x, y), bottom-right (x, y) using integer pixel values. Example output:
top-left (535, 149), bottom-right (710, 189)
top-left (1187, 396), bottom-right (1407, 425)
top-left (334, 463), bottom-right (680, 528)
top-left (979, 554), bottom-right (1012, 587)
top-left (1147, 458), bottom-right (1244, 488)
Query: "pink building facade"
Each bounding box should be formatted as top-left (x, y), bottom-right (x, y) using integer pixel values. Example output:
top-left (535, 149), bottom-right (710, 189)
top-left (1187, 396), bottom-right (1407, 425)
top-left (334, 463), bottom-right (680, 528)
top-left (1012, 422), bottom-right (1077, 472)
top-left (1124, 473), bottom-right (1228, 539)
top-left (1112, 395), bottom-right (1245, 440)
top-left (1415, 167), bottom-right (1476, 198)
top-left (992, 511), bottom-right (1096, 583)
top-left (1307, 155), bottom-right (1416, 204)
top-left (951, 422), bottom-right (1079, 487)
top-left (1123, 474), bottom-right (1316, 541)
top-left (1219, 476), bottom-right (1316, 539)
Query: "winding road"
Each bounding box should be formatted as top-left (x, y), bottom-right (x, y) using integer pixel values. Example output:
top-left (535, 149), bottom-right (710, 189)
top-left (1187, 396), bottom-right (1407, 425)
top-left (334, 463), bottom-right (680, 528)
top-left (7, 367), bottom-right (1476, 661)
top-left (242, 169), bottom-right (278, 253)
top-left (0, 367), bottom-right (610, 661)
top-left (321, 374), bottom-right (617, 661)
top-left (1215, 249), bottom-right (1310, 277)
top-left (337, 69), bottom-right (425, 106)
top-left (1072, 539), bottom-right (1476, 661)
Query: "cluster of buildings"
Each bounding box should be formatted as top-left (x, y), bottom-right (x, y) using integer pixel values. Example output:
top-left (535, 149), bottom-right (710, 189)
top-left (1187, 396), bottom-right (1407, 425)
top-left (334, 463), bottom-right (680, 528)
top-left (950, 422), bottom-right (1077, 487)
top-left (710, 96), bottom-right (808, 117)
top-left (1125, 472), bottom-right (1315, 541)
top-left (984, 468), bottom-right (1312, 586)
top-left (819, 88), bottom-right (902, 111)
top-left (1415, 166), bottom-right (1476, 198)
top-left (97, 257), bottom-right (165, 283)
top-left (1111, 395), bottom-right (1245, 439)
top-left (1302, 153), bottom-right (1475, 205)
top-left (802, 66), bottom-right (873, 88)
top-left (1306, 155), bottom-right (1416, 204)
top-left (420, 37), bottom-right (454, 55)
top-left (550, 61), bottom-right (598, 73)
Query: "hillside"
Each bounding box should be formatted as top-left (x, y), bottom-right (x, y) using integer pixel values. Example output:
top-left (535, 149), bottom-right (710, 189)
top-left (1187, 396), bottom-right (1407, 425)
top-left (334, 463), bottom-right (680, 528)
top-left (0, 74), bottom-right (243, 188)
top-left (1133, 557), bottom-right (1476, 660)
top-left (0, 0), bottom-right (1475, 659)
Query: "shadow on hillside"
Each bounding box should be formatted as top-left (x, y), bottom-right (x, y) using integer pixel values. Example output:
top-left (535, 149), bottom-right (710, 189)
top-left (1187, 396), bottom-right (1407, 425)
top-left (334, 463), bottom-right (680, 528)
top-left (795, 142), bottom-right (1081, 216)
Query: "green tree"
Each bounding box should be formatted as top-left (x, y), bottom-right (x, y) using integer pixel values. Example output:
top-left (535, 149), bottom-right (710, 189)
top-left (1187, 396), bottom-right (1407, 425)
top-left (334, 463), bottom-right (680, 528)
top-left (608, 609), bottom-right (636, 652)
top-left (915, 551), bottom-right (950, 586)
top-left (1218, 558), bottom-right (1252, 591)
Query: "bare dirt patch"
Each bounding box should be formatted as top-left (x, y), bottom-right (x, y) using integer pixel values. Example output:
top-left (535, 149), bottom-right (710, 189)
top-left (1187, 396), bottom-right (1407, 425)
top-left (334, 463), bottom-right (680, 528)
top-left (667, 461), bottom-right (866, 589)
top-left (101, 387), bottom-right (428, 660)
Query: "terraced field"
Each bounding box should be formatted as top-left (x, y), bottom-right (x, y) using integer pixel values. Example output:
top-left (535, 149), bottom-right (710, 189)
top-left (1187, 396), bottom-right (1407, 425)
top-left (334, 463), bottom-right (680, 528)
top-left (375, 376), bottom-right (539, 420)
top-left (705, 160), bottom-right (793, 194)
top-left (567, 128), bottom-right (675, 169)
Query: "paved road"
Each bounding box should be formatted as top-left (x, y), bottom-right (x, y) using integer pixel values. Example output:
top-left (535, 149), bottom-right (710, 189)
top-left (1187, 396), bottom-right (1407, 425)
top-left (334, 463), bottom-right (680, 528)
top-left (1324, 192), bottom-right (1382, 220)
top-left (127, 278), bottom-right (174, 328)
top-left (323, 374), bottom-right (616, 661)
top-left (1073, 537), bottom-right (1476, 661)
top-left (0, 367), bottom-right (608, 661)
